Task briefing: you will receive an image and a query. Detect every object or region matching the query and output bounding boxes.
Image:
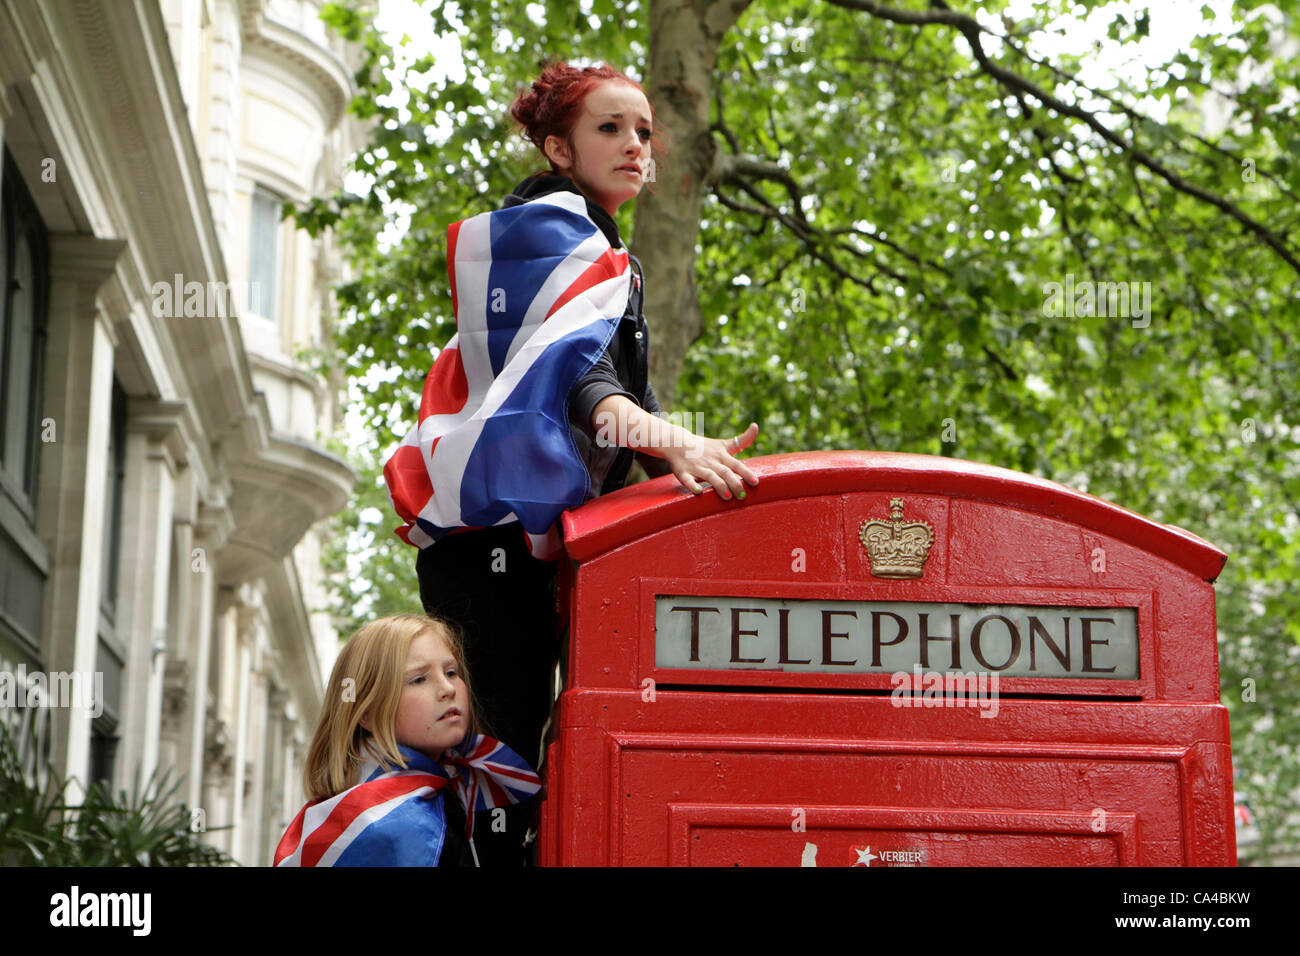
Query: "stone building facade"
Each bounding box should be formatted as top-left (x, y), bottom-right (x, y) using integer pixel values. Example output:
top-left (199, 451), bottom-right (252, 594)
top-left (0, 0), bottom-right (360, 865)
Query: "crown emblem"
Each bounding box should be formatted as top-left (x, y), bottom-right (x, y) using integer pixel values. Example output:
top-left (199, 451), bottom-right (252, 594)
top-left (859, 497), bottom-right (934, 579)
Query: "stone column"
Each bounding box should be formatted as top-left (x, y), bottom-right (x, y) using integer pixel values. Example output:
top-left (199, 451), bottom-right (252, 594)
top-left (183, 503), bottom-right (229, 809)
top-left (229, 587), bottom-right (260, 859)
top-left (262, 683), bottom-right (288, 860)
top-left (202, 597), bottom-right (238, 855)
top-left (282, 702), bottom-right (302, 825)
top-left (159, 653), bottom-right (188, 784)
top-left (114, 400), bottom-right (186, 784)
top-left (201, 702), bottom-right (234, 856)
top-left (242, 630), bottom-right (270, 864)
top-left (205, 0), bottom-right (242, 254)
top-left (36, 234), bottom-right (126, 802)
top-left (157, 511), bottom-right (193, 778)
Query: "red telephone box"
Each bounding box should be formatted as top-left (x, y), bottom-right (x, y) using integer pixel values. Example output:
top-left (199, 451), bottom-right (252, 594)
top-left (536, 451), bottom-right (1234, 866)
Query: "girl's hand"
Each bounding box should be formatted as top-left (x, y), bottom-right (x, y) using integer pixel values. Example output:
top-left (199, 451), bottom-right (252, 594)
top-left (591, 395), bottom-right (760, 500)
top-left (663, 422), bottom-right (759, 500)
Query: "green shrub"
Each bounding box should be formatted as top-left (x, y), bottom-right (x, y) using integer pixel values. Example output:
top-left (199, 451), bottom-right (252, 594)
top-left (0, 721), bottom-right (235, 866)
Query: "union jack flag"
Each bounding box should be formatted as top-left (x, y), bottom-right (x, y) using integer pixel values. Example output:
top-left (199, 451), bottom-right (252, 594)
top-left (442, 733), bottom-right (543, 839)
top-left (384, 189), bottom-right (633, 559)
top-left (273, 734), bottom-right (541, 867)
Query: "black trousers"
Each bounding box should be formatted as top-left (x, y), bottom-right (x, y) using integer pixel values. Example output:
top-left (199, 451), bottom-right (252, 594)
top-left (416, 524), bottom-right (559, 867)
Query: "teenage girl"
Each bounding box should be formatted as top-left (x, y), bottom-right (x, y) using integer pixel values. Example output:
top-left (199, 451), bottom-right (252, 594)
top-left (388, 61), bottom-right (760, 866)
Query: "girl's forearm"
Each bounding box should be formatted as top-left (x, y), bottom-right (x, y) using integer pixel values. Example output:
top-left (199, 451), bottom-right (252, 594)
top-left (593, 394), bottom-right (760, 498)
top-left (591, 394), bottom-right (690, 458)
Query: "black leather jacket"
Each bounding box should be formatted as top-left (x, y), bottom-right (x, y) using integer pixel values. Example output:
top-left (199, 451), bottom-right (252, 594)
top-left (501, 174), bottom-right (673, 497)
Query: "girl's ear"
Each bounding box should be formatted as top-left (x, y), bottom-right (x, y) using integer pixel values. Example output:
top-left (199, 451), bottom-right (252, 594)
top-left (543, 134), bottom-right (571, 172)
top-left (358, 712), bottom-right (371, 732)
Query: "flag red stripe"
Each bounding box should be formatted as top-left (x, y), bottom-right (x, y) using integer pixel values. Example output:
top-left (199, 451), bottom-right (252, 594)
top-left (419, 347), bottom-right (468, 421)
top-left (546, 247), bottom-right (628, 320)
top-left (447, 220), bottom-right (462, 320)
top-left (384, 442), bottom-right (436, 526)
top-left (273, 803), bottom-right (311, 865)
top-left (475, 763), bottom-right (540, 786)
top-left (299, 774), bottom-right (445, 867)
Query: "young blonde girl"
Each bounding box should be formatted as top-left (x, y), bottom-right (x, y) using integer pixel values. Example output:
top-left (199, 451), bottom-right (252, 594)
top-left (273, 614), bottom-right (540, 867)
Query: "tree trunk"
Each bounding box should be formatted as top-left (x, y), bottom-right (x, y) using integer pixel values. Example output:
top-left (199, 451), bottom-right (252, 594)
top-left (636, 0), bottom-right (752, 409)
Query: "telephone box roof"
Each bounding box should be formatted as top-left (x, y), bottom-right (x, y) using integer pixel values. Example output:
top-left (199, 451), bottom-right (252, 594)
top-left (561, 451), bottom-right (1227, 581)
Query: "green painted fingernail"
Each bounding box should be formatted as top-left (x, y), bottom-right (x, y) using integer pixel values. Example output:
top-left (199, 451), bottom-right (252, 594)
top-left (739, 491), bottom-right (746, 499)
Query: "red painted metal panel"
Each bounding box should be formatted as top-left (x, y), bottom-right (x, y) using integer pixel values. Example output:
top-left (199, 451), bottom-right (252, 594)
top-left (667, 806), bottom-right (1140, 867)
top-left (540, 690), bottom-right (1235, 866)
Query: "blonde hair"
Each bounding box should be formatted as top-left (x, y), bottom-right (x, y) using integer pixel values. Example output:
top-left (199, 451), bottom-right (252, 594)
top-left (302, 614), bottom-right (479, 802)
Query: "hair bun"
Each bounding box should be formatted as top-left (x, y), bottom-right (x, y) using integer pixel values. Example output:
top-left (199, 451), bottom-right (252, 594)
top-left (507, 60), bottom-right (666, 177)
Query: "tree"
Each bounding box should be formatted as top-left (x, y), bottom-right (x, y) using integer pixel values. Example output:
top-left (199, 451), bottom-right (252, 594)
top-left (298, 0), bottom-right (1300, 862)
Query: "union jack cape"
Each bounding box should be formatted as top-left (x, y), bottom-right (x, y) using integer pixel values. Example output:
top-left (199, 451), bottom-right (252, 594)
top-left (384, 189), bottom-right (634, 559)
top-left (273, 734), bottom-right (541, 867)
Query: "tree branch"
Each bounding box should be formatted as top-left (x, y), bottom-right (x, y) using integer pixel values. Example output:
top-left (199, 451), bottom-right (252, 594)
top-left (997, 28), bottom-right (1300, 205)
top-left (712, 186), bottom-right (883, 291)
top-left (827, 0), bottom-right (1300, 277)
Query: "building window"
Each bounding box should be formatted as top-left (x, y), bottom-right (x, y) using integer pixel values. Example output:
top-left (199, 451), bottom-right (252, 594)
top-left (90, 715), bottom-right (119, 789)
top-left (0, 147), bottom-right (50, 664)
top-left (0, 147), bottom-right (50, 510)
top-left (248, 186), bottom-right (280, 319)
